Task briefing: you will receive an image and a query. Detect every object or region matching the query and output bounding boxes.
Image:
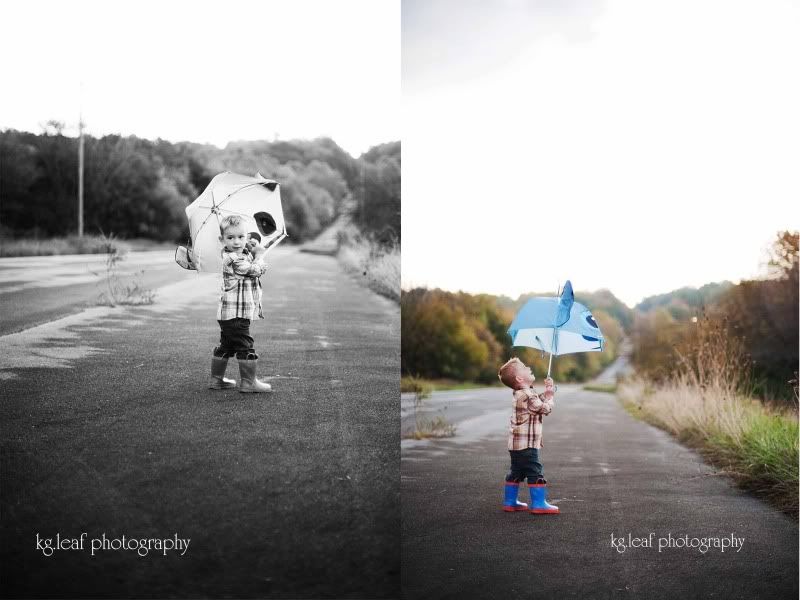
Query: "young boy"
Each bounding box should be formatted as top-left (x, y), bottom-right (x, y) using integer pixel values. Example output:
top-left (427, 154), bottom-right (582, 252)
top-left (498, 357), bottom-right (559, 514)
top-left (209, 215), bottom-right (272, 393)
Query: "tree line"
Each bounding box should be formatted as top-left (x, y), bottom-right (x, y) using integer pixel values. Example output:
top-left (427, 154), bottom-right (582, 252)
top-left (631, 231), bottom-right (798, 402)
top-left (0, 124), bottom-right (399, 244)
top-left (403, 232), bottom-right (797, 399)
top-left (401, 287), bottom-right (626, 384)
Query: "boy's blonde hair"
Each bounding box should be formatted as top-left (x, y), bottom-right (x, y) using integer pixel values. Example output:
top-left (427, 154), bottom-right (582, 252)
top-left (498, 357), bottom-right (524, 388)
top-left (219, 215), bottom-right (245, 235)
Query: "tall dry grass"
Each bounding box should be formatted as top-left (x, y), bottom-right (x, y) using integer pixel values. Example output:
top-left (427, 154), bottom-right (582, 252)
top-left (619, 317), bottom-right (799, 516)
top-left (337, 227), bottom-right (399, 302)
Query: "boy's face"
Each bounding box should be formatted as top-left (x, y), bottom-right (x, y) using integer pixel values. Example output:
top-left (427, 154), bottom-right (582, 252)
top-left (220, 224), bottom-right (247, 253)
top-left (515, 364), bottom-right (535, 388)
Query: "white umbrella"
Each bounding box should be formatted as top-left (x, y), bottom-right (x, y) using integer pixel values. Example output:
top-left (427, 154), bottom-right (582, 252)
top-left (176, 171), bottom-right (288, 273)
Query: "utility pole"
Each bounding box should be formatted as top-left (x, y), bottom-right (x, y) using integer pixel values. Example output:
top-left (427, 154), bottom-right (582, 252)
top-left (360, 157), bottom-right (365, 224)
top-left (77, 83), bottom-right (84, 237)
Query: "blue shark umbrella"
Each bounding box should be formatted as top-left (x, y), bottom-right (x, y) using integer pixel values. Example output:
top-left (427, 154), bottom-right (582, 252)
top-left (508, 280), bottom-right (605, 376)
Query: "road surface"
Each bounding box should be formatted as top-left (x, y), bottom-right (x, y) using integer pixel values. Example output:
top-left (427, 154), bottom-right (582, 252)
top-left (0, 251), bottom-right (185, 335)
top-left (401, 372), bottom-right (798, 599)
top-left (1, 248), bottom-right (400, 598)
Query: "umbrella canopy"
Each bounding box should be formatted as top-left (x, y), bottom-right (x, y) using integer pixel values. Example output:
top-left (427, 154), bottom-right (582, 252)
top-left (183, 171), bottom-right (287, 273)
top-left (508, 281), bottom-right (605, 356)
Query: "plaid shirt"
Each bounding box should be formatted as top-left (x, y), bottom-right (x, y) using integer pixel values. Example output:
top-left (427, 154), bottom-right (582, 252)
top-left (508, 383), bottom-right (555, 451)
top-left (216, 251), bottom-right (266, 321)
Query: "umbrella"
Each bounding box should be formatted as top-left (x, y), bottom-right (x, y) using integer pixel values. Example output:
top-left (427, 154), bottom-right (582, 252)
top-left (175, 171), bottom-right (288, 273)
top-left (508, 280), bottom-right (605, 377)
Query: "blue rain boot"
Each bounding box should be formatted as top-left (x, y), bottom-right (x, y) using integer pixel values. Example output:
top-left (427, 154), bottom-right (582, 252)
top-left (528, 481), bottom-right (559, 514)
top-left (503, 481), bottom-right (528, 512)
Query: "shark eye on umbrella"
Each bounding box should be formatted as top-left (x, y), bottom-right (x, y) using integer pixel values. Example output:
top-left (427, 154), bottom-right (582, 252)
top-left (254, 212), bottom-right (277, 236)
top-left (585, 314), bottom-right (599, 329)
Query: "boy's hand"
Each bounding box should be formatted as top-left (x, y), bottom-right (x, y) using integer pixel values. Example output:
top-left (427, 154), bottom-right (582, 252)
top-left (544, 377), bottom-right (554, 390)
top-left (251, 244), bottom-right (266, 258)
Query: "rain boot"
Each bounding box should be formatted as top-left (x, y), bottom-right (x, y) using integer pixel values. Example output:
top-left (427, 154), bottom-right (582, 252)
top-left (503, 481), bottom-right (528, 512)
top-left (237, 359), bottom-right (272, 393)
top-left (528, 481), bottom-right (559, 514)
top-left (209, 357), bottom-right (236, 389)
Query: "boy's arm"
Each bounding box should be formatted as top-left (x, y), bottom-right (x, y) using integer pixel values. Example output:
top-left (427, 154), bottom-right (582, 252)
top-left (528, 378), bottom-right (555, 415)
top-left (229, 253), bottom-right (267, 278)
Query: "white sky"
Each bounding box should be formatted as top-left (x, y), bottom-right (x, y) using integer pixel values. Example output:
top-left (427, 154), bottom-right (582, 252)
top-left (402, 0), bottom-right (800, 307)
top-left (0, 0), bottom-right (399, 157)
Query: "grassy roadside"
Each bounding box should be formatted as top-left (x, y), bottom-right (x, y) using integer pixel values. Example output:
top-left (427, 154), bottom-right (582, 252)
top-left (0, 235), bottom-right (175, 257)
top-left (583, 383), bottom-right (618, 393)
top-left (336, 228), bottom-right (399, 302)
top-left (401, 376), bottom-right (502, 393)
top-left (618, 376), bottom-right (798, 519)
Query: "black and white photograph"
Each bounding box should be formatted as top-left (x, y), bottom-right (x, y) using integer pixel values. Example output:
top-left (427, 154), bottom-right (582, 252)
top-left (0, 1), bottom-right (400, 597)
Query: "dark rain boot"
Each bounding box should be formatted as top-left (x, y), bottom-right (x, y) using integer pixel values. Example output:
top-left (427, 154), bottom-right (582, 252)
top-left (528, 481), bottom-right (559, 514)
top-left (503, 481), bottom-right (528, 512)
top-left (209, 357), bottom-right (236, 389)
top-left (237, 359), bottom-right (272, 393)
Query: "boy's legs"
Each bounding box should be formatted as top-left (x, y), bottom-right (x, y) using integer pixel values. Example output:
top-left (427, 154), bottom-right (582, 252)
top-left (503, 449), bottom-right (532, 511)
top-left (216, 318), bottom-right (256, 360)
top-left (209, 320), bottom-right (242, 389)
top-left (221, 318), bottom-right (271, 393)
top-left (526, 449), bottom-right (558, 513)
top-left (505, 448), bottom-right (544, 482)
top-left (525, 448), bottom-right (544, 484)
top-left (211, 318), bottom-right (256, 389)
top-left (506, 449), bottom-right (530, 483)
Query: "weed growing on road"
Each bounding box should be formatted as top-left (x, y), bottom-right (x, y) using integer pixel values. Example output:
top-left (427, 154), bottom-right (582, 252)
top-left (403, 376), bottom-right (458, 440)
top-left (406, 376), bottom-right (432, 432)
top-left (92, 234), bottom-right (156, 307)
top-left (411, 416), bottom-right (457, 440)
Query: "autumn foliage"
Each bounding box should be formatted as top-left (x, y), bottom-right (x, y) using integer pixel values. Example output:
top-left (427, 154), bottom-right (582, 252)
top-left (631, 231), bottom-right (799, 403)
top-left (401, 288), bottom-right (625, 384)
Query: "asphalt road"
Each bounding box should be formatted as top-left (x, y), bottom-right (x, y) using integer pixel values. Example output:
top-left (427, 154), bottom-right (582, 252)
top-left (0, 251), bottom-right (184, 335)
top-left (401, 380), bottom-right (798, 599)
top-left (0, 248), bottom-right (400, 598)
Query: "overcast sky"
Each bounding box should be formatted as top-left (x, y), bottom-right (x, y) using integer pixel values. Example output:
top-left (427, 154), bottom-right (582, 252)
top-left (0, 0), bottom-right (399, 157)
top-left (402, 0), bottom-right (799, 307)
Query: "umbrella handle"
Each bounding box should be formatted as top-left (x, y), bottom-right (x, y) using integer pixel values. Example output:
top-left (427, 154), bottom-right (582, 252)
top-left (547, 326), bottom-right (559, 378)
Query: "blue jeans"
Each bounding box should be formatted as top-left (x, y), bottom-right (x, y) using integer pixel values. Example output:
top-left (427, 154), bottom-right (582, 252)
top-left (506, 448), bottom-right (544, 483)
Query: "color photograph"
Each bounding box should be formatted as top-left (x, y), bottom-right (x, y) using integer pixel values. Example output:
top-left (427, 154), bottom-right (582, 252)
top-left (402, 1), bottom-right (798, 598)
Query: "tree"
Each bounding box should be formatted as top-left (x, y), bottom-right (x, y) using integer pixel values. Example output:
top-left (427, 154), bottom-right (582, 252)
top-left (765, 231), bottom-right (799, 283)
